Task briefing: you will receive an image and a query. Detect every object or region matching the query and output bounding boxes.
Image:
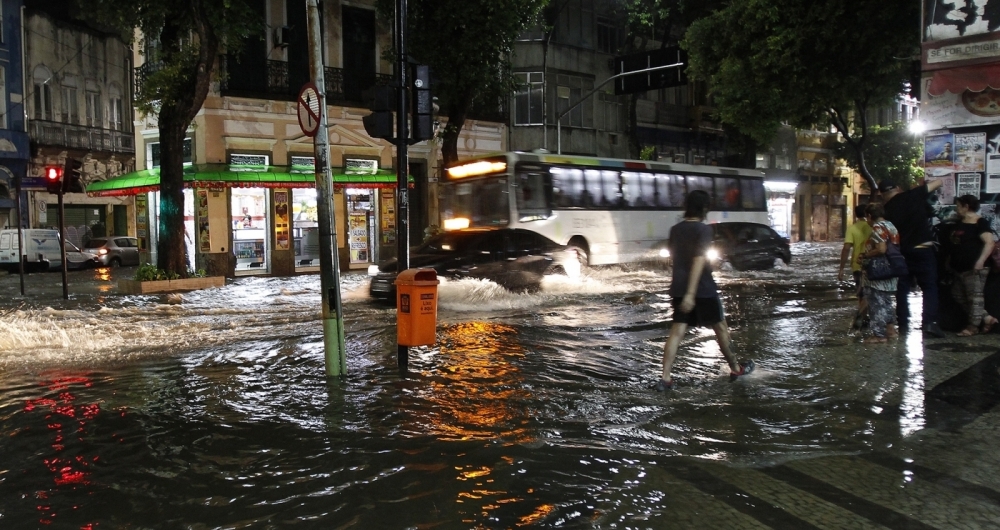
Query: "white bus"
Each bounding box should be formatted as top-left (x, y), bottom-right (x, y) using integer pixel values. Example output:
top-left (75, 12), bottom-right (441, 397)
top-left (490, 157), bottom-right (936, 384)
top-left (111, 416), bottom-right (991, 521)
top-left (441, 151), bottom-right (769, 266)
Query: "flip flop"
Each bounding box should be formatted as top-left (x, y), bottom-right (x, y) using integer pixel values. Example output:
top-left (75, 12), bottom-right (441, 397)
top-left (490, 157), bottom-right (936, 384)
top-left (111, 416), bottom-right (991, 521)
top-left (958, 326), bottom-right (979, 337)
top-left (982, 317), bottom-right (998, 334)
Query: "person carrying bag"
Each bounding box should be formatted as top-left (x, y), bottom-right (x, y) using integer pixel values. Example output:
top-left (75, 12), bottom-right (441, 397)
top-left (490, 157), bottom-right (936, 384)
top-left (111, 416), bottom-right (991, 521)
top-left (858, 203), bottom-right (903, 342)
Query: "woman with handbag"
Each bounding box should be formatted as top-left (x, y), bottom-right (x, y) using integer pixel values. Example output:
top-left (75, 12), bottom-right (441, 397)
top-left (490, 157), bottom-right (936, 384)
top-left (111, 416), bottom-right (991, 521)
top-left (942, 195), bottom-right (998, 336)
top-left (858, 203), bottom-right (901, 343)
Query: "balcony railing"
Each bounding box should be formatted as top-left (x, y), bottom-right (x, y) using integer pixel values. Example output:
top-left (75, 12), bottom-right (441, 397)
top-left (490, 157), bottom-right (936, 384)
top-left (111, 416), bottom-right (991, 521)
top-left (133, 60), bottom-right (164, 96)
top-left (30, 120), bottom-right (135, 154)
top-left (220, 56), bottom-right (391, 105)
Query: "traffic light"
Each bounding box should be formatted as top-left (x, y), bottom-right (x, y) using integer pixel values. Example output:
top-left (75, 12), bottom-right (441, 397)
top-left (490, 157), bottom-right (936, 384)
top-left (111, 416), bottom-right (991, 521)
top-left (44, 166), bottom-right (63, 194)
top-left (410, 64), bottom-right (433, 144)
top-left (363, 85), bottom-right (395, 141)
top-left (62, 158), bottom-right (85, 193)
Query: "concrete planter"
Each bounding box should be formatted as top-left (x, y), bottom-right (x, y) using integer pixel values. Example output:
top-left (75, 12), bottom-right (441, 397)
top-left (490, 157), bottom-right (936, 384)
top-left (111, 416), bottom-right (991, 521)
top-left (118, 276), bottom-right (226, 295)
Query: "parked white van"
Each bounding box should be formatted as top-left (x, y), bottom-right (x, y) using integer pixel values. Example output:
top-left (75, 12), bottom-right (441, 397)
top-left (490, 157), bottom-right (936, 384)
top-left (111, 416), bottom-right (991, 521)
top-left (0, 229), bottom-right (101, 272)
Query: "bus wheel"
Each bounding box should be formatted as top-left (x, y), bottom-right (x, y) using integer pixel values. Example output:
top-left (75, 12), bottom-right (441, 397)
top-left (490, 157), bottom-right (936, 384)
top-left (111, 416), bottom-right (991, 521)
top-left (567, 243), bottom-right (589, 269)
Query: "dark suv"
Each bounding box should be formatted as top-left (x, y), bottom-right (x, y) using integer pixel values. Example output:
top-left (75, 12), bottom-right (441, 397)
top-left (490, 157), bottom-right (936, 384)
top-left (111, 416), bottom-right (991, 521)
top-left (711, 222), bottom-right (791, 271)
top-left (655, 222), bottom-right (791, 271)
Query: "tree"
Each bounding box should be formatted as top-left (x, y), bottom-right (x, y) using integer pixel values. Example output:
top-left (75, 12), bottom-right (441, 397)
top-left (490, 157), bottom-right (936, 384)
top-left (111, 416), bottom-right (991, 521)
top-left (376, 0), bottom-right (548, 165)
top-left (683, 0), bottom-right (920, 192)
top-left (836, 121), bottom-right (924, 192)
top-left (89, 0), bottom-right (262, 277)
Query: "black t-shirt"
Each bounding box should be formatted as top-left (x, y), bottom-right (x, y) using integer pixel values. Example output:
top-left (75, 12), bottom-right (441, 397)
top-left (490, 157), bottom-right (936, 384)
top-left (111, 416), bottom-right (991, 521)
top-left (884, 184), bottom-right (935, 251)
top-left (668, 220), bottom-right (718, 298)
top-left (944, 218), bottom-right (992, 272)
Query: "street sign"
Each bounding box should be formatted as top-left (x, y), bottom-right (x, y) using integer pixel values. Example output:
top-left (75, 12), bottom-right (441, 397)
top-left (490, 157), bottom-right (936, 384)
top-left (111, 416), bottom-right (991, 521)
top-left (613, 46), bottom-right (687, 96)
top-left (297, 82), bottom-right (322, 137)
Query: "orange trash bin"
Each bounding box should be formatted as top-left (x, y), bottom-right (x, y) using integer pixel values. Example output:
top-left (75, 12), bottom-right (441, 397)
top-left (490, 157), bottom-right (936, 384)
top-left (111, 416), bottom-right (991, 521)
top-left (395, 268), bottom-right (440, 347)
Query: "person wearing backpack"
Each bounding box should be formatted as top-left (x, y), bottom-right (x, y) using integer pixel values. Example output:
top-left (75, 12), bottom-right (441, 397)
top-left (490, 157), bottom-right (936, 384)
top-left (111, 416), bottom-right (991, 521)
top-left (858, 203), bottom-right (901, 343)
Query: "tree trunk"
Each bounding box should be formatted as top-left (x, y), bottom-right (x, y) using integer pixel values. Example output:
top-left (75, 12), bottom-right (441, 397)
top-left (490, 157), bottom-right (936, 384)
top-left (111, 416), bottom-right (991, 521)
top-left (441, 98), bottom-right (470, 166)
top-left (156, 108), bottom-right (191, 277)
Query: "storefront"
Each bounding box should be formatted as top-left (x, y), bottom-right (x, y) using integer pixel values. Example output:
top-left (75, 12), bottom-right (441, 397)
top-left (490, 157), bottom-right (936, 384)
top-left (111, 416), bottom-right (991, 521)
top-left (87, 162), bottom-right (411, 277)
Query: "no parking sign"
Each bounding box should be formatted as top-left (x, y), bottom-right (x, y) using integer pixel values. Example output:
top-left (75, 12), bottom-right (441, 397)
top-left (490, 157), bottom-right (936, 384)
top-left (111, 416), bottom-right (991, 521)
top-left (297, 83), bottom-right (322, 137)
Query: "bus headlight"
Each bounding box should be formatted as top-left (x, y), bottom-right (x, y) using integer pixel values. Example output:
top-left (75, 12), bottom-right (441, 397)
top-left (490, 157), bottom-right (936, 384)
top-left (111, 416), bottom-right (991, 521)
top-left (706, 248), bottom-right (720, 261)
top-left (658, 248), bottom-right (670, 258)
top-left (443, 217), bottom-right (470, 230)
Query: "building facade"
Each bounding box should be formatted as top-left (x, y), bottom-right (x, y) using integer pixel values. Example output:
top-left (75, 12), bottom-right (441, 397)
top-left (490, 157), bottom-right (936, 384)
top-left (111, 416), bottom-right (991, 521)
top-left (919, 0), bottom-right (1000, 226)
top-left (0, 0), bottom-right (31, 230)
top-left (20, 0), bottom-right (135, 247)
top-left (509, 0), bottom-right (735, 165)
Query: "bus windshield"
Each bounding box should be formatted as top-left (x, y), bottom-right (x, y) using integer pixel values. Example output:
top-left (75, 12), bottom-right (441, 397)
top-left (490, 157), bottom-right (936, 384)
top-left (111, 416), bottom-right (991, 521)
top-left (441, 176), bottom-right (510, 228)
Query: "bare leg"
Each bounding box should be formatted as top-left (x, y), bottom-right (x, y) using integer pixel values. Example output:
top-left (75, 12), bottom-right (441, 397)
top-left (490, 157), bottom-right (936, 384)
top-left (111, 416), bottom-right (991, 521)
top-left (712, 319), bottom-right (740, 372)
top-left (661, 322), bottom-right (688, 382)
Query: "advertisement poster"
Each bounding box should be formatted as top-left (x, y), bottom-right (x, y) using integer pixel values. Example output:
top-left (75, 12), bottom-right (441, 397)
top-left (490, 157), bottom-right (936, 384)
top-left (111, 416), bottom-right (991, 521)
top-left (381, 189), bottom-right (396, 244)
top-left (924, 133), bottom-right (955, 176)
top-left (196, 189), bottom-right (211, 252)
top-left (954, 132), bottom-right (986, 172)
top-left (274, 190), bottom-right (290, 250)
top-left (349, 211), bottom-right (369, 263)
top-left (987, 153), bottom-right (1000, 193)
top-left (135, 194), bottom-right (148, 250)
top-left (927, 174), bottom-right (956, 205)
top-left (956, 173), bottom-right (982, 198)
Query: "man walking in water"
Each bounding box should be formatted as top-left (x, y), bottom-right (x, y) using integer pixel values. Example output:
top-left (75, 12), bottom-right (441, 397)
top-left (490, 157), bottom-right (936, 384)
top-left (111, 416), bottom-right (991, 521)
top-left (655, 190), bottom-right (754, 391)
top-left (881, 179), bottom-right (946, 338)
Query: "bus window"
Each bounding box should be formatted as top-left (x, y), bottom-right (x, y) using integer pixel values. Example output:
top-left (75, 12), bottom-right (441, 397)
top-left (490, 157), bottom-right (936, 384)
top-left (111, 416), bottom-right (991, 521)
top-left (686, 175), bottom-right (714, 207)
top-left (622, 172), bottom-right (652, 208)
top-left (515, 171), bottom-right (552, 220)
top-left (589, 169), bottom-right (621, 208)
top-left (741, 179), bottom-right (766, 210)
top-left (552, 167), bottom-right (584, 207)
top-left (454, 177), bottom-right (508, 226)
top-left (719, 177), bottom-right (741, 210)
top-left (664, 174), bottom-right (686, 207)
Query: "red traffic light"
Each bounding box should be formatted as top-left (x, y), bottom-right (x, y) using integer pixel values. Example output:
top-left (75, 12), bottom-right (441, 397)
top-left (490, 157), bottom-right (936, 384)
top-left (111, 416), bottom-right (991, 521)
top-left (45, 166), bottom-right (63, 180)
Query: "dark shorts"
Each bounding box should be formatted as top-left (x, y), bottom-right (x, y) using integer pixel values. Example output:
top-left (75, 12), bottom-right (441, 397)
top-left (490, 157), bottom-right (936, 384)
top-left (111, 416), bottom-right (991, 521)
top-left (853, 270), bottom-right (865, 299)
top-left (671, 296), bottom-right (725, 327)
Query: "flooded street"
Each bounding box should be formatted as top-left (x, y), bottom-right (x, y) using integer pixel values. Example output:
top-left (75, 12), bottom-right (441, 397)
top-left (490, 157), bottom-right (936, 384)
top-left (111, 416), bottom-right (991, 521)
top-left (2, 243), bottom-right (999, 528)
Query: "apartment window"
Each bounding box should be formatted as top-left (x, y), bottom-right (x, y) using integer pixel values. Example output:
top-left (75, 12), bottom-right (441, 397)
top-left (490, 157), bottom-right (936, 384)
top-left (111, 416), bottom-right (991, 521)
top-left (513, 72), bottom-right (544, 126)
top-left (148, 138), bottom-right (193, 169)
top-left (556, 74), bottom-right (593, 128)
top-left (598, 91), bottom-right (622, 132)
top-left (597, 17), bottom-right (620, 54)
top-left (0, 67), bottom-right (6, 129)
top-left (61, 77), bottom-right (80, 124)
top-left (85, 83), bottom-right (102, 128)
top-left (108, 83), bottom-right (123, 130)
top-left (32, 66), bottom-right (53, 121)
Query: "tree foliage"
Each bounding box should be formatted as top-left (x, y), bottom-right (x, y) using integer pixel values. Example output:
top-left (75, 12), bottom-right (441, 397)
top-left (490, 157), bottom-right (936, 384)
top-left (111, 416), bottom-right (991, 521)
top-left (683, 0), bottom-right (919, 191)
top-left (836, 121), bottom-right (924, 191)
top-left (375, 0), bottom-right (548, 165)
top-left (87, 0), bottom-right (263, 276)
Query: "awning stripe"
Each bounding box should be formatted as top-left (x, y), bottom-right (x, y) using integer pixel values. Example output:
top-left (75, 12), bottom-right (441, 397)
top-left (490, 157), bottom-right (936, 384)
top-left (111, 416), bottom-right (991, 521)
top-left (87, 164), bottom-right (413, 197)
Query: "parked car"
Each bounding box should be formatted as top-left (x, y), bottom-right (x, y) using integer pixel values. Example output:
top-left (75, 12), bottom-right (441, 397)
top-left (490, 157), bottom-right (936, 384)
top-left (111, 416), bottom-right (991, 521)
top-left (0, 228), bottom-right (100, 272)
top-left (369, 227), bottom-right (580, 300)
top-left (84, 236), bottom-right (141, 267)
top-left (654, 222), bottom-right (791, 271)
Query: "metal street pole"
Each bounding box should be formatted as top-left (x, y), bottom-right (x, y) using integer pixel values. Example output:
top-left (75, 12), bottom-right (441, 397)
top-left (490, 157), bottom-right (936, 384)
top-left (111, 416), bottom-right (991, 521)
top-left (556, 62), bottom-right (682, 154)
top-left (57, 191), bottom-right (68, 299)
top-left (307, 0), bottom-right (347, 376)
top-left (13, 175), bottom-right (24, 295)
top-left (395, 0), bottom-right (411, 369)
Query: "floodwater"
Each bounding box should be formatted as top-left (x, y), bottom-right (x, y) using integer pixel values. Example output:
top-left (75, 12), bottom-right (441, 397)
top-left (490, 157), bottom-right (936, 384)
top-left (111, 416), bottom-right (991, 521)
top-left (0, 245), bottom-right (938, 527)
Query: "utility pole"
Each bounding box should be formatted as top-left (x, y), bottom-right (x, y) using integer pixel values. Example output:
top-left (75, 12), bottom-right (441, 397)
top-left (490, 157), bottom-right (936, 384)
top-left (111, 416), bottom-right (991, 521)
top-left (395, 0), bottom-right (411, 370)
top-left (307, 0), bottom-right (347, 376)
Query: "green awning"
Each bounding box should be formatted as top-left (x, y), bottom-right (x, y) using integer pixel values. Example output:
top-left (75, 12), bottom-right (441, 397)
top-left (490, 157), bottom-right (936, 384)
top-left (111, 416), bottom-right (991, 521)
top-left (87, 164), bottom-right (413, 197)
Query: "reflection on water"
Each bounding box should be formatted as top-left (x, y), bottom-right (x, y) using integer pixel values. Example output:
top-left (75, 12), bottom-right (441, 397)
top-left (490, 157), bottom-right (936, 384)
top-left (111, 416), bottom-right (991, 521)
top-left (0, 244), bottom-right (936, 526)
